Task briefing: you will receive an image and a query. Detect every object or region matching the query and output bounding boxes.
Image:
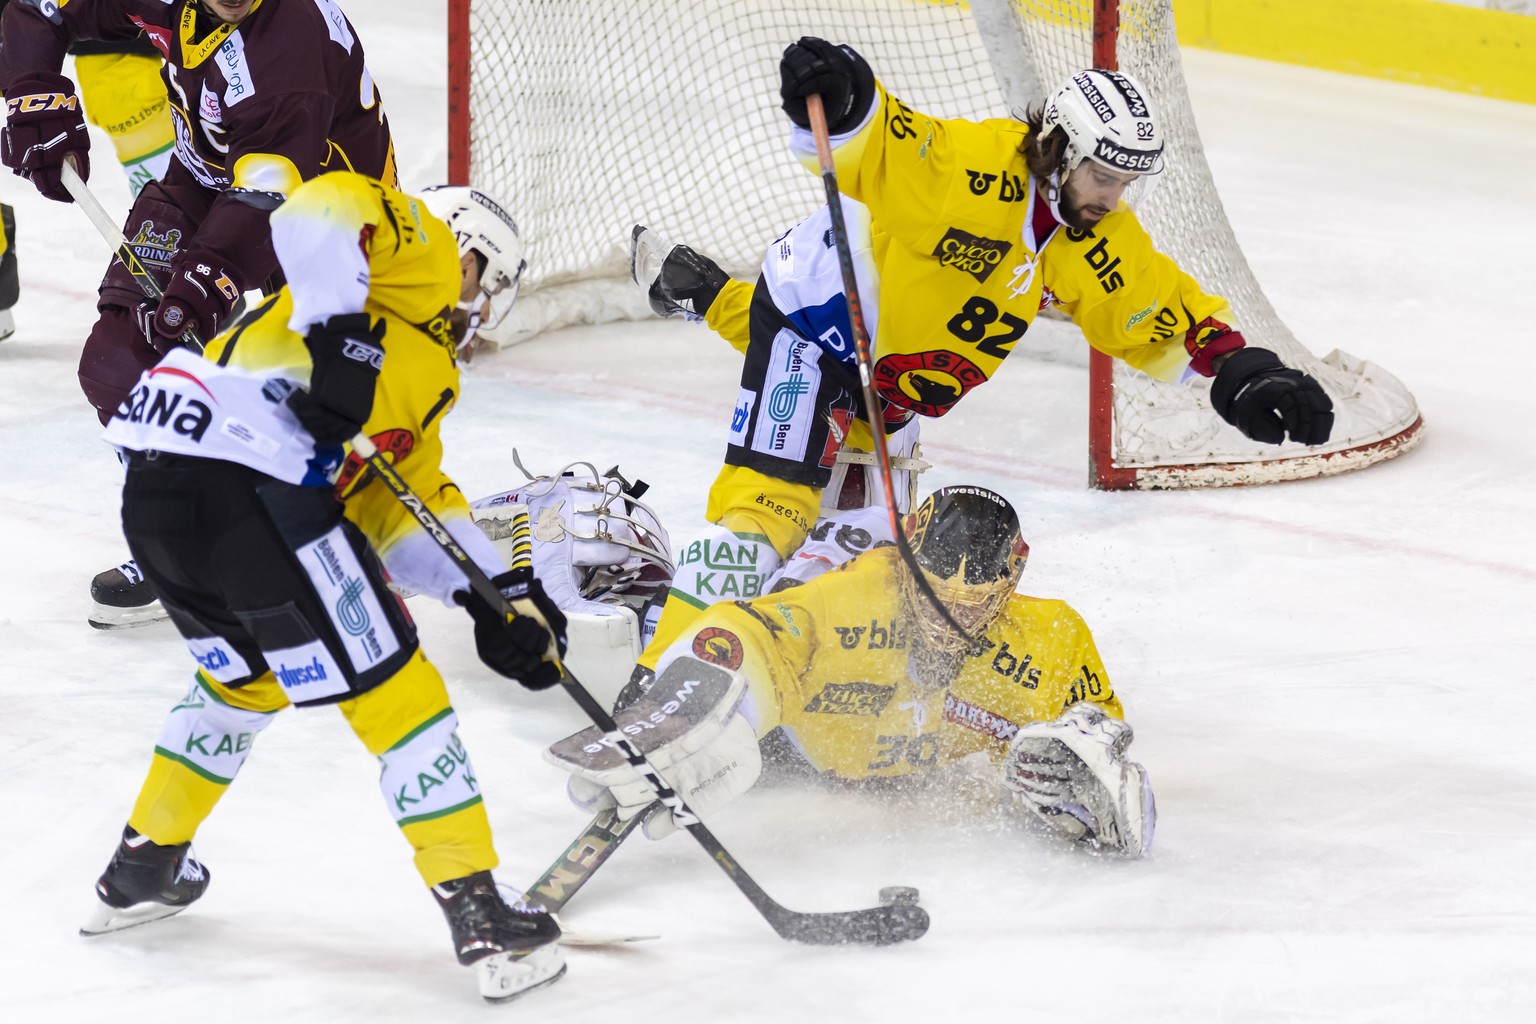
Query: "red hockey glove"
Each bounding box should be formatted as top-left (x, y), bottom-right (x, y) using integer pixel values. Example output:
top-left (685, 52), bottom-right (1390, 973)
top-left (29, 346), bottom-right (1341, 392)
top-left (146, 254), bottom-right (243, 352)
top-left (2, 71), bottom-right (91, 203)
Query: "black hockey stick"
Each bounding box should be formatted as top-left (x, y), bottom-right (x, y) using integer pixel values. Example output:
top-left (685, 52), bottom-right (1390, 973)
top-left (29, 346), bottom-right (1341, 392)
top-left (350, 439), bottom-right (929, 946)
top-left (59, 159), bottom-right (204, 352)
top-left (805, 95), bottom-right (976, 644)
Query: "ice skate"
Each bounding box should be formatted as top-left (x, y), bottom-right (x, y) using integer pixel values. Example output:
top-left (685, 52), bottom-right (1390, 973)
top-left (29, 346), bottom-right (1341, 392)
top-left (433, 870), bottom-right (566, 1003)
top-left (89, 559), bottom-right (166, 629)
top-left (81, 826), bottom-right (210, 935)
top-left (629, 224), bottom-right (728, 323)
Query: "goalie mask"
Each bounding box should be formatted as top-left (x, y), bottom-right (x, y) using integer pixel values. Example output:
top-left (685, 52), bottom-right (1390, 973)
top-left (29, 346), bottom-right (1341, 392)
top-left (1041, 69), bottom-right (1165, 207)
top-left (900, 486), bottom-right (1029, 653)
top-left (420, 185), bottom-right (527, 333)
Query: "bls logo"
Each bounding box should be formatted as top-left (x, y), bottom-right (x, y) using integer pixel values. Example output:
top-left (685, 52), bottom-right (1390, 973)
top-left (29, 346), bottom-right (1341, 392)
top-left (1083, 237), bottom-right (1124, 293)
top-left (998, 173), bottom-right (1027, 203)
top-left (966, 171), bottom-right (1025, 201)
top-left (965, 170), bottom-right (998, 196)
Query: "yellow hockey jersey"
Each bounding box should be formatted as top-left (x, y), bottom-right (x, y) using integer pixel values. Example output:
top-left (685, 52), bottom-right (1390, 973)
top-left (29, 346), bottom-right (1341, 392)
top-left (788, 81), bottom-right (1238, 410)
top-left (655, 546), bottom-right (1124, 781)
top-left (199, 172), bottom-right (492, 599)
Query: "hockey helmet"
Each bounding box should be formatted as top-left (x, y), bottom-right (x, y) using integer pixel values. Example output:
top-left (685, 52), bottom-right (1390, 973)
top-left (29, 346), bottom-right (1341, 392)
top-left (1041, 69), bottom-right (1165, 204)
top-left (900, 486), bottom-right (1029, 652)
top-left (420, 185), bottom-right (526, 331)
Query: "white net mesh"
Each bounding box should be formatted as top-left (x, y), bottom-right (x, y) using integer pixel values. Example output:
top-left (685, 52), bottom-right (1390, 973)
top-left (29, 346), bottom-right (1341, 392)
top-left (459, 0), bottom-right (1421, 486)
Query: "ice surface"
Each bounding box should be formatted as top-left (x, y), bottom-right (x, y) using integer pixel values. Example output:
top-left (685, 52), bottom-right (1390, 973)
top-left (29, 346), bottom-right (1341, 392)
top-left (1, 2), bottom-right (1533, 1020)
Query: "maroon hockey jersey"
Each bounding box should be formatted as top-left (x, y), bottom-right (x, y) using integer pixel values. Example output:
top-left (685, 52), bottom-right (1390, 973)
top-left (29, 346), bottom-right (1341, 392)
top-left (1, 0), bottom-right (395, 286)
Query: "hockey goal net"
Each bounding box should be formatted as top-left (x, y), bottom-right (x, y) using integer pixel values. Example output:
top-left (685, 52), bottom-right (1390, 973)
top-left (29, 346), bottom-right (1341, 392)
top-left (447, 0), bottom-right (1422, 490)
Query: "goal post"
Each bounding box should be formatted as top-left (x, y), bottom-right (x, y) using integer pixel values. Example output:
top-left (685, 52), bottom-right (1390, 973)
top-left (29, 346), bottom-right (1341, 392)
top-left (447, 0), bottom-right (1422, 490)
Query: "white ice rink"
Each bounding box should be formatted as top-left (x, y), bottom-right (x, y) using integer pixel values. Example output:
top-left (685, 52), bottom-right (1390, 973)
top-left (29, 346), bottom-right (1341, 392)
top-left (2, 2), bottom-right (1534, 1021)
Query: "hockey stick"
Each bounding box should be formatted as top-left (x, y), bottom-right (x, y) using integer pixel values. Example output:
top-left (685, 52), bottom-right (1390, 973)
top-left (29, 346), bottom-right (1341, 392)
top-left (350, 436), bottom-right (929, 946)
top-left (805, 95), bottom-right (976, 643)
top-left (59, 159), bottom-right (203, 352)
top-left (522, 803), bottom-right (650, 914)
top-left (61, 158), bottom-right (925, 944)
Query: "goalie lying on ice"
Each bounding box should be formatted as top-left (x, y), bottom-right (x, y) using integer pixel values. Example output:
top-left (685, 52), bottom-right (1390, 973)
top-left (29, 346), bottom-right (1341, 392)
top-left (545, 485), bottom-right (1155, 858)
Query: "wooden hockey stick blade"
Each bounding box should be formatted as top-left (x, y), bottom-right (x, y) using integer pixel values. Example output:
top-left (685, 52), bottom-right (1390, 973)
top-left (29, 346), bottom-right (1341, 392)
top-left (522, 803), bottom-right (651, 914)
top-left (553, 922), bottom-right (660, 947)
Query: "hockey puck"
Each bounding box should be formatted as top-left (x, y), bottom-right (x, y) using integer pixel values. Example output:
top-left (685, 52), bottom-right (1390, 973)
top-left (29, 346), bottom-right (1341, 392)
top-left (879, 886), bottom-right (921, 906)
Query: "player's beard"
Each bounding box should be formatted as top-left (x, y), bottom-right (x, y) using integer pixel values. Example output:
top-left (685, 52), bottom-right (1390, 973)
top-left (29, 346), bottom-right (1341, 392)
top-left (1057, 188), bottom-right (1111, 232)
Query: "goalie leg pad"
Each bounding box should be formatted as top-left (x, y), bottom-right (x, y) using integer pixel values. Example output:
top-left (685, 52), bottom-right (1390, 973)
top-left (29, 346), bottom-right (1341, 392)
top-left (1003, 703), bottom-right (1156, 858)
top-left (545, 657), bottom-right (763, 839)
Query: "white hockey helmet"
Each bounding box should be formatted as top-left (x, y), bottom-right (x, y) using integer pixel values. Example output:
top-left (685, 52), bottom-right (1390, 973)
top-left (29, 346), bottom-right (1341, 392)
top-left (1041, 69), bottom-right (1165, 202)
top-left (419, 185), bottom-right (526, 331)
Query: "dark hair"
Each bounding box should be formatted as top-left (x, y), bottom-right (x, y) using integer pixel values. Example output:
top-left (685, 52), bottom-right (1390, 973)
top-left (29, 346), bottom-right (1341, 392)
top-left (1020, 103), bottom-right (1066, 183)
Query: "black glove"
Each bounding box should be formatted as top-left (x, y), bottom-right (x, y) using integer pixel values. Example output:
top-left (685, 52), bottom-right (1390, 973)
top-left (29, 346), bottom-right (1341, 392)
top-left (143, 253), bottom-right (242, 353)
top-left (1, 71), bottom-right (91, 203)
top-left (287, 313), bottom-right (386, 446)
top-left (779, 37), bottom-right (876, 135)
top-left (458, 567), bottom-right (569, 690)
top-left (1210, 347), bottom-right (1334, 446)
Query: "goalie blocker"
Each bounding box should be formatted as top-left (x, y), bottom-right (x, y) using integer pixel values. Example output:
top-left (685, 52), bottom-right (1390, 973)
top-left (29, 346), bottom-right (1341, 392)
top-left (545, 657), bottom-right (762, 840)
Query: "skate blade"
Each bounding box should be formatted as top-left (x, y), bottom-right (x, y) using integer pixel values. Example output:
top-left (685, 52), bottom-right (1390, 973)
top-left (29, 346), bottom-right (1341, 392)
top-left (88, 599), bottom-right (168, 631)
top-left (476, 943), bottom-right (567, 1003)
top-left (80, 898), bottom-right (188, 936)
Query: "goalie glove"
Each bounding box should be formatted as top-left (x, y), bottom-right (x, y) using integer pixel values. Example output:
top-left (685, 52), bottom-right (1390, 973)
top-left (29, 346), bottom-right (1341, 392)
top-left (544, 657), bottom-right (762, 840)
top-left (1003, 703), bottom-right (1156, 858)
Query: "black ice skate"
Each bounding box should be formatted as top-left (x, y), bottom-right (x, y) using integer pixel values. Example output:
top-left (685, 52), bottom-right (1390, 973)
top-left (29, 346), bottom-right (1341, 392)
top-left (433, 871), bottom-right (566, 1003)
top-left (81, 826), bottom-right (210, 935)
top-left (89, 558), bottom-right (167, 630)
top-left (630, 224), bottom-right (728, 323)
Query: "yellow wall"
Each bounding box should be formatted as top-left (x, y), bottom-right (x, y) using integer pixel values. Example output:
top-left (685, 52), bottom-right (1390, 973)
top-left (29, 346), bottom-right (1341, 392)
top-left (1171, 0), bottom-right (1536, 104)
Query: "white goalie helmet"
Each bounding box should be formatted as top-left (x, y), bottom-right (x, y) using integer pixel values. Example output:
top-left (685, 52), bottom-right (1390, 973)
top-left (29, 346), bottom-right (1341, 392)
top-left (419, 185), bottom-right (527, 331)
top-left (1041, 69), bottom-right (1165, 204)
